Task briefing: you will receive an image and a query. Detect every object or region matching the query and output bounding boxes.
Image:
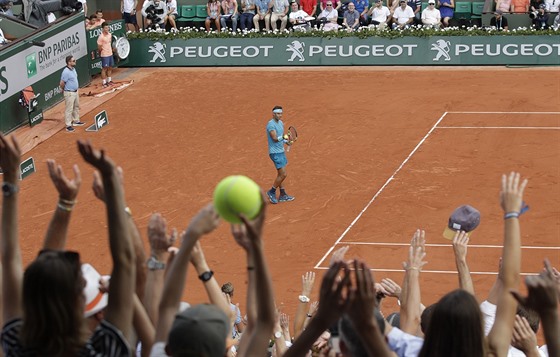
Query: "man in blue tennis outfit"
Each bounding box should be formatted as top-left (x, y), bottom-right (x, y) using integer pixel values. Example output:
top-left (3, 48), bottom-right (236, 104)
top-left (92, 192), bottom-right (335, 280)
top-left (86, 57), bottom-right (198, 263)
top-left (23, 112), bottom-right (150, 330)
top-left (266, 105), bottom-right (295, 204)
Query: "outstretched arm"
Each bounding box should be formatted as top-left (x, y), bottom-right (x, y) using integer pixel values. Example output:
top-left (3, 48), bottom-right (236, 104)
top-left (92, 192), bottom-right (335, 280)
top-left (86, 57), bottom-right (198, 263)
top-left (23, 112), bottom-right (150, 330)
top-left (154, 204), bottom-right (220, 343)
top-left (0, 133), bottom-right (23, 322)
top-left (42, 160), bottom-right (81, 250)
top-left (400, 229), bottom-right (427, 335)
top-left (452, 231), bottom-right (475, 295)
top-left (293, 271), bottom-right (315, 338)
top-left (78, 140), bottom-right (135, 339)
top-left (487, 172), bottom-right (527, 356)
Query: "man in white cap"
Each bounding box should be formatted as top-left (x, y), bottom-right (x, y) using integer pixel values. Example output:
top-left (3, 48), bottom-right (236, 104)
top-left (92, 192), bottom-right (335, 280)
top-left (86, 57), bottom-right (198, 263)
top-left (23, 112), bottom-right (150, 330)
top-left (421, 0), bottom-right (441, 28)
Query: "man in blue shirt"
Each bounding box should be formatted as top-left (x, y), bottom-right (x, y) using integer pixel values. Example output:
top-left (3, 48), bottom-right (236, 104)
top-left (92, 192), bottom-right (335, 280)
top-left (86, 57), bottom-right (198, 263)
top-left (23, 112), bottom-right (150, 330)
top-left (59, 56), bottom-right (85, 132)
top-left (266, 105), bottom-right (295, 204)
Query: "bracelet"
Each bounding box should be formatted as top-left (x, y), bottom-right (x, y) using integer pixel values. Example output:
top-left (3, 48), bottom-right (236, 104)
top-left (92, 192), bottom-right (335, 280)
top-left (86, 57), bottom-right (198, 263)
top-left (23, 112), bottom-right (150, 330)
top-left (57, 202), bottom-right (73, 212)
top-left (247, 266), bottom-right (255, 271)
top-left (504, 212), bottom-right (520, 219)
top-left (59, 198), bottom-right (76, 206)
top-left (306, 314), bottom-right (312, 318)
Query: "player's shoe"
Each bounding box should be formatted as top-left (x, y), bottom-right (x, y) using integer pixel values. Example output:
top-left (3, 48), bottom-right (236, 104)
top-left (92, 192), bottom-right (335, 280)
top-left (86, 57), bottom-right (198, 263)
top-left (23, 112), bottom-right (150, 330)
top-left (72, 121), bottom-right (85, 126)
top-left (266, 190), bottom-right (278, 204)
top-left (278, 194), bottom-right (295, 202)
top-left (66, 126), bottom-right (75, 132)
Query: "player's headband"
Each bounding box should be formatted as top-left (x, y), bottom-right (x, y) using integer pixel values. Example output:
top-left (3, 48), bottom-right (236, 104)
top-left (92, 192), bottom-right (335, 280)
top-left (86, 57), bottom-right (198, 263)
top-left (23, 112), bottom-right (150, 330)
top-left (273, 109), bottom-right (283, 114)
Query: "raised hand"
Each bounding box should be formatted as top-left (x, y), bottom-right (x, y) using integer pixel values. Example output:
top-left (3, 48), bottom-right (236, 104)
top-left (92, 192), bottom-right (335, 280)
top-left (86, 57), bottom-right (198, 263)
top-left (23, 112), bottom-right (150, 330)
top-left (0, 133), bottom-right (22, 180)
top-left (46, 159), bottom-right (81, 202)
top-left (231, 223), bottom-right (251, 252)
top-left (185, 203), bottom-right (220, 238)
top-left (280, 312), bottom-right (290, 332)
top-left (92, 167), bottom-right (124, 202)
top-left (315, 261), bottom-right (351, 327)
top-left (329, 245), bottom-right (349, 266)
top-left (380, 278), bottom-right (402, 299)
top-left (302, 271), bottom-right (316, 297)
top-left (452, 230), bottom-right (469, 262)
top-left (77, 139), bottom-right (117, 175)
top-left (346, 260), bottom-right (376, 327)
top-left (238, 192), bottom-right (267, 244)
top-left (190, 241), bottom-right (206, 268)
top-left (511, 259), bottom-right (558, 315)
top-left (403, 229), bottom-right (427, 272)
top-left (500, 172), bottom-right (528, 214)
top-left (148, 213), bottom-right (177, 255)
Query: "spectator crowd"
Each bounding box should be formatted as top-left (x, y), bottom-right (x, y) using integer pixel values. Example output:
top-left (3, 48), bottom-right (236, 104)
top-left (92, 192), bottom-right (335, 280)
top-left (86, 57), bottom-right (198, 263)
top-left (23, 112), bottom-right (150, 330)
top-left (0, 124), bottom-right (558, 357)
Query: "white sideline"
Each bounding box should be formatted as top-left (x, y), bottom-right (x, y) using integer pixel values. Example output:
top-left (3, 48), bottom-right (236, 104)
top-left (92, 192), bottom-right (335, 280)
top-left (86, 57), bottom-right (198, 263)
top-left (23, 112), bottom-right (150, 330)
top-left (332, 242), bottom-right (560, 250)
top-left (438, 126), bottom-right (560, 130)
top-left (313, 266), bottom-right (540, 276)
top-left (313, 112), bottom-right (449, 269)
top-left (314, 111), bottom-right (560, 271)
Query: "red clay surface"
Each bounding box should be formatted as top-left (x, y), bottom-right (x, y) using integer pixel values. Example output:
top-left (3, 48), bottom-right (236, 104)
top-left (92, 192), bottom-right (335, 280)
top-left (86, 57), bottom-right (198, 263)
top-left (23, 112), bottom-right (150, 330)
top-left (13, 67), bottom-right (560, 328)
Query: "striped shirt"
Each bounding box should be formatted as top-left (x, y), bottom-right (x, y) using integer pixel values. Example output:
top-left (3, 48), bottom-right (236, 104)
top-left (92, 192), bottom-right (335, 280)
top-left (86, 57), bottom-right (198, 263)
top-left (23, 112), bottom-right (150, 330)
top-left (1, 319), bottom-right (131, 356)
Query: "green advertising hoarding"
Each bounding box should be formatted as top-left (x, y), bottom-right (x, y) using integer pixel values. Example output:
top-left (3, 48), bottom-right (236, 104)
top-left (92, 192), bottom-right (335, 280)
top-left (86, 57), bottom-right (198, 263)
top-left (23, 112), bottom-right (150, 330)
top-left (0, 15), bottom-right (89, 133)
top-left (86, 20), bottom-right (129, 75)
top-left (125, 36), bottom-right (560, 67)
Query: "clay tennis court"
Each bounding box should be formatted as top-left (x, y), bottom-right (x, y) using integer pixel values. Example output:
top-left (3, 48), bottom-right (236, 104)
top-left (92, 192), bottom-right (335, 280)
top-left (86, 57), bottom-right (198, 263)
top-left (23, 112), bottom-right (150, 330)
top-left (13, 66), bottom-right (560, 324)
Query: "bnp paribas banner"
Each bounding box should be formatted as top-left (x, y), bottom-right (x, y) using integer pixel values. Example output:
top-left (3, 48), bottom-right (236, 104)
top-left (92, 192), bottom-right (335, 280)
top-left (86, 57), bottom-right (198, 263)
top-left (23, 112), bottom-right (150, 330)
top-left (126, 36), bottom-right (560, 66)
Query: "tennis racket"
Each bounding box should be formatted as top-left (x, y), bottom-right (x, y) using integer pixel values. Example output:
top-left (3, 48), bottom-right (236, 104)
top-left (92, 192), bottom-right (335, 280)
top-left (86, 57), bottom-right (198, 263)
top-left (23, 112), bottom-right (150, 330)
top-left (286, 126), bottom-right (298, 152)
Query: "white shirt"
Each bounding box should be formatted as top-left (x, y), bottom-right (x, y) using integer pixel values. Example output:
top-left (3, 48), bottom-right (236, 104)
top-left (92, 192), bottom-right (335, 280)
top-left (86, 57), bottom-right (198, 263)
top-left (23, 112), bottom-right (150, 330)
top-left (421, 6), bottom-right (440, 24)
top-left (0, 28), bottom-right (7, 44)
top-left (393, 5), bottom-right (414, 23)
top-left (289, 9), bottom-right (310, 22)
top-left (387, 327), bottom-right (424, 357)
top-left (123, 0), bottom-right (136, 13)
top-left (318, 7), bottom-right (338, 20)
top-left (166, 0), bottom-right (178, 14)
top-left (149, 342), bottom-right (170, 357)
top-left (544, 0), bottom-right (559, 12)
top-left (370, 5), bottom-right (391, 22)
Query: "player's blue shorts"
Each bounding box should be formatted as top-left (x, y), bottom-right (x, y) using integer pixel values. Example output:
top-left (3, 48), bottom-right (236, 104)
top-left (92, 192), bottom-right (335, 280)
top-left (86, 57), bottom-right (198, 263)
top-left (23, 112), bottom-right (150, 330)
top-left (101, 56), bottom-right (114, 68)
top-left (269, 152), bottom-right (288, 169)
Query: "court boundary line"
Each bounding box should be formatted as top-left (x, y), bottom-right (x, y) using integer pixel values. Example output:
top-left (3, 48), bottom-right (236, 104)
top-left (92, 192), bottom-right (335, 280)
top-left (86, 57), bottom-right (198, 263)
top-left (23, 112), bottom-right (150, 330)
top-left (314, 111), bottom-right (449, 269)
top-left (314, 110), bottom-right (560, 271)
top-left (438, 126), bottom-right (560, 130)
top-left (313, 267), bottom-right (539, 276)
top-left (335, 242), bottom-right (560, 249)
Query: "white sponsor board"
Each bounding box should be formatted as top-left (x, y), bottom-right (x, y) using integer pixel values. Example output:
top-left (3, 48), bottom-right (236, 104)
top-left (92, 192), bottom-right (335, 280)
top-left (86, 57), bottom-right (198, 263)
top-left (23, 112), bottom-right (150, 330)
top-left (0, 21), bottom-right (87, 100)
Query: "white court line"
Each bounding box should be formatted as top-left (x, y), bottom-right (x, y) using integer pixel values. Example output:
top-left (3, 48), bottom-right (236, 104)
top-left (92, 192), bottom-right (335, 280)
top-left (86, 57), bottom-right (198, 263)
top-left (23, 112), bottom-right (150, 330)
top-left (314, 267), bottom-right (539, 276)
top-left (335, 242), bottom-right (560, 250)
top-left (314, 112), bottom-right (449, 269)
top-left (438, 126), bottom-right (560, 130)
top-left (446, 111), bottom-right (560, 114)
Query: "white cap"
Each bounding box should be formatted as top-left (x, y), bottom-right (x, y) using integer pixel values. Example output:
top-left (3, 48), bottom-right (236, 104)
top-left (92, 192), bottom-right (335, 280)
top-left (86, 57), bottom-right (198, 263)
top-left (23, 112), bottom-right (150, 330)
top-left (82, 263), bottom-right (109, 318)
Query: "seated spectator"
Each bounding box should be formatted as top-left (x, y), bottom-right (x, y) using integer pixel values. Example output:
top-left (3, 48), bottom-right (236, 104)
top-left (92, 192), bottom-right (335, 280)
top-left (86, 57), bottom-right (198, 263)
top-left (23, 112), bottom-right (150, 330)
top-left (239, 0), bottom-right (256, 31)
top-left (205, 0), bottom-right (222, 31)
top-left (288, 1), bottom-right (312, 31)
top-left (85, 14), bottom-right (98, 29)
top-left (368, 0), bottom-right (392, 29)
top-left (319, 0), bottom-right (340, 11)
top-left (421, 0), bottom-right (441, 28)
top-left (269, 0), bottom-right (289, 31)
top-left (300, 0), bottom-right (317, 16)
top-left (142, 0), bottom-right (166, 29)
top-left (317, 1), bottom-right (339, 31)
top-left (391, 0), bottom-right (414, 29)
top-left (342, 2), bottom-right (360, 31)
top-left (354, 0), bottom-right (369, 26)
top-left (253, 0), bottom-right (271, 31)
top-left (510, 0), bottom-right (529, 12)
top-left (163, 0), bottom-right (178, 32)
top-left (437, 0), bottom-right (454, 27)
top-left (490, 9), bottom-right (509, 30)
top-left (407, 0), bottom-right (421, 24)
top-left (220, 0), bottom-right (239, 32)
top-left (554, 12), bottom-right (560, 29)
top-left (532, 4), bottom-right (549, 29)
top-left (0, 0), bottom-right (14, 17)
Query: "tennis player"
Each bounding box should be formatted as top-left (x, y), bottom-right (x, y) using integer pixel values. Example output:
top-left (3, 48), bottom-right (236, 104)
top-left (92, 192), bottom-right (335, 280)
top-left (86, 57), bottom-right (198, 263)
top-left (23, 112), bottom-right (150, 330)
top-left (266, 105), bottom-right (295, 204)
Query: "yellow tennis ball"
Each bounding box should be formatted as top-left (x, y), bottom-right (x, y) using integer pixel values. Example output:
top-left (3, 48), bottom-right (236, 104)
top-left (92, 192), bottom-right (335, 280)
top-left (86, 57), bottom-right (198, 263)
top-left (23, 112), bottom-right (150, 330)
top-left (213, 175), bottom-right (262, 224)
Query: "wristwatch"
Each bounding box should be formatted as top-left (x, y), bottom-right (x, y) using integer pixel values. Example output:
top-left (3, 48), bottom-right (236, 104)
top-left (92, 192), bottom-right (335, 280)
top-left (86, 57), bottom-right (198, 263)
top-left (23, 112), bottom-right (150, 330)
top-left (298, 295), bottom-right (310, 303)
top-left (2, 182), bottom-right (19, 197)
top-left (198, 270), bottom-right (214, 282)
top-left (147, 256), bottom-right (166, 271)
top-left (274, 331), bottom-right (283, 339)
